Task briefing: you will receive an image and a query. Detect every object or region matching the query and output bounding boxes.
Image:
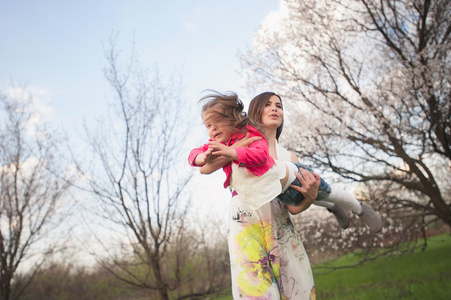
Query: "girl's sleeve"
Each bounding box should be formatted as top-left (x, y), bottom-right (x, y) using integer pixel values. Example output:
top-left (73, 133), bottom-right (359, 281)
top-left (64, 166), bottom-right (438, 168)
top-left (234, 128), bottom-right (269, 167)
top-left (188, 144), bottom-right (209, 166)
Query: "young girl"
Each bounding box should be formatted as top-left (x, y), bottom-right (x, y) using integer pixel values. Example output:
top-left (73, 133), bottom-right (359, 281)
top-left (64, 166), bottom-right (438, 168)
top-left (189, 91), bottom-right (382, 232)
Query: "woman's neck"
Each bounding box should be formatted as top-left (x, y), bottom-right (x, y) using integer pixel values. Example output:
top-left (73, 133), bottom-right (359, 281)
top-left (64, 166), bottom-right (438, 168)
top-left (265, 128), bottom-right (278, 158)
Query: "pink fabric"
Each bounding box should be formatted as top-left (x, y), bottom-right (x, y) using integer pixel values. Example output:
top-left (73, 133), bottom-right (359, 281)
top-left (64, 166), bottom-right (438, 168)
top-left (188, 144), bottom-right (209, 167)
top-left (188, 125), bottom-right (275, 188)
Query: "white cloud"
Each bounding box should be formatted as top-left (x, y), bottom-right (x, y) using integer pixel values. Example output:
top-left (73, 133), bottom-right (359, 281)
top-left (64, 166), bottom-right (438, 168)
top-left (4, 85), bottom-right (53, 135)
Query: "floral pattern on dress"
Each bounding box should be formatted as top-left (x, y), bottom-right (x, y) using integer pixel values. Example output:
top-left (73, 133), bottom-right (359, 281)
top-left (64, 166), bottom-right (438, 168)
top-left (228, 143), bottom-right (315, 300)
top-left (234, 220), bottom-right (280, 297)
top-left (229, 199), bottom-right (315, 300)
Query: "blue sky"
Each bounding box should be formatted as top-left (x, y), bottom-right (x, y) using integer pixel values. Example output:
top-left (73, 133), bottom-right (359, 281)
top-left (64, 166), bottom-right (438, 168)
top-left (1, 0), bottom-right (281, 222)
top-left (1, 0), bottom-right (279, 130)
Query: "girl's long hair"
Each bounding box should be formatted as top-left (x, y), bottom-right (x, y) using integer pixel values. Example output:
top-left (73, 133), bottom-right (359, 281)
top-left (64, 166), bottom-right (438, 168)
top-left (199, 91), bottom-right (260, 133)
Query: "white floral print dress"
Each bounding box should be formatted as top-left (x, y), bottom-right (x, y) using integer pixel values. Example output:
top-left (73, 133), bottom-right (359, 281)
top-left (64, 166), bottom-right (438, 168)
top-left (228, 144), bottom-right (315, 299)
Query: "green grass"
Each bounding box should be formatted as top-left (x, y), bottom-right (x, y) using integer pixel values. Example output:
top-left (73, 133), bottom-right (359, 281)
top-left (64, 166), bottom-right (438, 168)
top-left (212, 233), bottom-right (451, 300)
top-left (314, 233), bottom-right (451, 299)
top-left (213, 294), bottom-right (232, 300)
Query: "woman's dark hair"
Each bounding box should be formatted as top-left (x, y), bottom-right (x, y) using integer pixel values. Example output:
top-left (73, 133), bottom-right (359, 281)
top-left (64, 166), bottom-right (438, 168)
top-left (199, 90), bottom-right (254, 131)
top-left (248, 92), bottom-right (283, 140)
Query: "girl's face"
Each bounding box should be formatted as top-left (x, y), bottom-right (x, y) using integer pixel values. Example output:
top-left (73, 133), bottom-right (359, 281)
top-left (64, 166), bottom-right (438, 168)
top-left (261, 95), bottom-right (283, 129)
top-left (202, 107), bottom-right (234, 143)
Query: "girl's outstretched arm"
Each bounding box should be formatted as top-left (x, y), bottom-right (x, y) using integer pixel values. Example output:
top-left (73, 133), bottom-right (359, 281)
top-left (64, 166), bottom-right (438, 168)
top-left (194, 147), bottom-right (214, 166)
top-left (208, 141), bottom-right (239, 161)
top-left (199, 133), bottom-right (261, 174)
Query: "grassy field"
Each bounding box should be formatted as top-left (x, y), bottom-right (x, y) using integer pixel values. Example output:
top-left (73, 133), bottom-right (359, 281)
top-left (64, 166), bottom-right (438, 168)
top-left (314, 233), bottom-right (451, 299)
top-left (213, 233), bottom-right (451, 299)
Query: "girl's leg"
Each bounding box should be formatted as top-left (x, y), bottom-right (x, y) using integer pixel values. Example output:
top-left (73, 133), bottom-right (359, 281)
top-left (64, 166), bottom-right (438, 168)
top-left (315, 200), bottom-right (349, 229)
top-left (313, 200), bottom-right (333, 209)
top-left (278, 162), bottom-right (332, 205)
top-left (281, 162), bottom-right (298, 192)
top-left (327, 186), bottom-right (362, 213)
top-left (327, 186), bottom-right (382, 232)
top-left (281, 163), bottom-right (350, 229)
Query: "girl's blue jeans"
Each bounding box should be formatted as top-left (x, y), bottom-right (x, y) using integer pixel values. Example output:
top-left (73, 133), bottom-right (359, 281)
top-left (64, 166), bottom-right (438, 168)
top-left (277, 162), bottom-right (331, 206)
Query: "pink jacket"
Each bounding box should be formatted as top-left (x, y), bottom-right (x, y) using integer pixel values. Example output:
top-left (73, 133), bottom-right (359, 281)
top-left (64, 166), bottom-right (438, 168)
top-left (188, 125), bottom-right (275, 188)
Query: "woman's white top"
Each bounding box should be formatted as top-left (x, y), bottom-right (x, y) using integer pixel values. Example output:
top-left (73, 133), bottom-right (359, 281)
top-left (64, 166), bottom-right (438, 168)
top-left (230, 142), bottom-right (290, 210)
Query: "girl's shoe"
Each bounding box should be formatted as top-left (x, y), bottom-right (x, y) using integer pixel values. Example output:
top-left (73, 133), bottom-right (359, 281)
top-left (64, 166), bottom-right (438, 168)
top-left (327, 204), bottom-right (349, 229)
top-left (357, 203), bottom-right (382, 232)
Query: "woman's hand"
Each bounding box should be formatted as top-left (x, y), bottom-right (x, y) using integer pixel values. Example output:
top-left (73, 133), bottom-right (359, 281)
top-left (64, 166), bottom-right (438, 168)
top-left (230, 132), bottom-right (262, 149)
top-left (200, 132), bottom-right (261, 173)
top-left (286, 168), bottom-right (321, 215)
top-left (199, 133), bottom-right (259, 174)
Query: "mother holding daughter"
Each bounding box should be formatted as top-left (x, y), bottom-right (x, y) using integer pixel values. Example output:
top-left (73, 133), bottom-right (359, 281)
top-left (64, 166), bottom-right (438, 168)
top-left (189, 91), bottom-right (381, 299)
top-left (228, 92), bottom-right (318, 299)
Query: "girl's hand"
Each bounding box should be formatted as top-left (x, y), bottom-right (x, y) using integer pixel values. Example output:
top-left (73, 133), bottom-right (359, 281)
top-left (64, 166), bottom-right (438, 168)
top-left (194, 148), bottom-right (215, 166)
top-left (207, 141), bottom-right (239, 160)
top-left (199, 132), bottom-right (259, 174)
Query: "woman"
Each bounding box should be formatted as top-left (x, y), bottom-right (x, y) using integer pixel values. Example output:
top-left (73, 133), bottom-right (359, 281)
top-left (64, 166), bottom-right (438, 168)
top-left (192, 91), bottom-right (320, 299)
top-left (228, 92), bottom-right (319, 299)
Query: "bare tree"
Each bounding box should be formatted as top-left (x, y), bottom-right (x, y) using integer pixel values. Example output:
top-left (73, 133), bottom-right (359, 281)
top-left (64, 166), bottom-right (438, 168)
top-left (240, 0), bottom-right (450, 240)
top-left (77, 40), bottom-right (229, 299)
top-left (0, 87), bottom-right (73, 300)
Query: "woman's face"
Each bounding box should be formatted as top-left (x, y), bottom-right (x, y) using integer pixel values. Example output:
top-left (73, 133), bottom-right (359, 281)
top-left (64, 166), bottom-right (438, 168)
top-left (261, 95), bottom-right (283, 129)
